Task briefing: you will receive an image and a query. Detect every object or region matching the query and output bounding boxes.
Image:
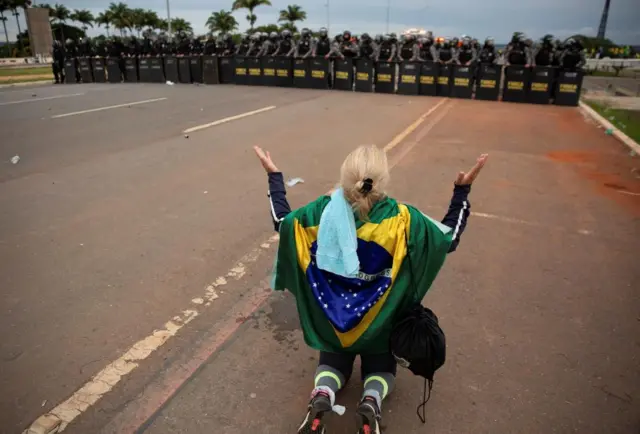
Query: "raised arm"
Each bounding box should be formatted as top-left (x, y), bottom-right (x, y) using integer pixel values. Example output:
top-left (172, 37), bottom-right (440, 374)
top-left (254, 146), bottom-right (292, 231)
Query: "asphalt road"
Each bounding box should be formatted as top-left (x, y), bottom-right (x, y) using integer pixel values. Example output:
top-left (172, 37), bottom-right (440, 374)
top-left (1, 83), bottom-right (639, 434)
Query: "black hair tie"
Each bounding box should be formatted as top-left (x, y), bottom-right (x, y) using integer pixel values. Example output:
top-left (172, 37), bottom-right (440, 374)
top-left (360, 178), bottom-right (374, 195)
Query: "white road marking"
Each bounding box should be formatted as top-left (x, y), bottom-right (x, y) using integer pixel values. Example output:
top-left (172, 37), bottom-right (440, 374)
top-left (182, 106), bottom-right (277, 134)
top-left (24, 101), bottom-right (452, 432)
top-left (618, 190), bottom-right (640, 197)
top-left (471, 211), bottom-right (593, 235)
top-left (51, 97), bottom-right (167, 118)
top-left (0, 92), bottom-right (84, 106)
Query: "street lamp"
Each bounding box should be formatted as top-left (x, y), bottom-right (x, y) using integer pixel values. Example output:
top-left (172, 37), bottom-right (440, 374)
top-left (166, 0), bottom-right (172, 39)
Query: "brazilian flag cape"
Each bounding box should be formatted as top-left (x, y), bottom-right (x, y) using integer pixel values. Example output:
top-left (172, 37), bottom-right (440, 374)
top-left (274, 196), bottom-right (453, 354)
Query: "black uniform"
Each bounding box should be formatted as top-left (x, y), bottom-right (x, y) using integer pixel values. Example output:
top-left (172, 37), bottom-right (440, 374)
top-left (455, 39), bottom-right (477, 66)
top-left (504, 36), bottom-right (531, 66)
top-left (52, 41), bottom-right (65, 83)
top-left (274, 33), bottom-right (294, 57)
top-left (478, 41), bottom-right (497, 64)
top-left (437, 41), bottom-right (455, 64)
top-left (236, 36), bottom-right (250, 56)
top-left (398, 35), bottom-right (420, 62)
top-left (190, 39), bottom-right (203, 55)
top-left (176, 36), bottom-right (190, 56)
top-left (375, 37), bottom-right (396, 62)
top-left (559, 42), bottom-right (586, 70)
top-left (313, 29), bottom-right (332, 57)
top-left (78, 38), bottom-right (94, 57)
top-left (204, 37), bottom-right (217, 55)
top-left (357, 34), bottom-right (376, 59)
top-left (418, 37), bottom-right (438, 62)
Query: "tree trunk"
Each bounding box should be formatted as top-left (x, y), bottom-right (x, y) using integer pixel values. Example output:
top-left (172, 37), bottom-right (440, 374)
top-left (106, 25), bottom-right (110, 37)
top-left (1, 13), bottom-right (10, 50)
top-left (13, 10), bottom-right (22, 50)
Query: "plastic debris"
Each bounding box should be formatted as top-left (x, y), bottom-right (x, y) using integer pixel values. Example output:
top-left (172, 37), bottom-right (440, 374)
top-left (286, 177), bottom-right (305, 187)
top-left (184, 134), bottom-right (189, 139)
top-left (204, 191), bottom-right (208, 194)
top-left (10, 155), bottom-right (20, 164)
top-left (166, 80), bottom-right (175, 85)
top-left (605, 128), bottom-right (614, 135)
top-left (250, 393), bottom-right (257, 399)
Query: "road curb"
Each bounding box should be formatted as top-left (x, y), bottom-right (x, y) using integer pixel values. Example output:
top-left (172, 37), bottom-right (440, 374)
top-left (579, 100), bottom-right (640, 155)
top-left (0, 80), bottom-right (52, 88)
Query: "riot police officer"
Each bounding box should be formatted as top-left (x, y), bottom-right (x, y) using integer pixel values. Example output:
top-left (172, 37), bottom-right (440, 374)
top-left (310, 27), bottom-right (330, 58)
top-left (273, 30), bottom-right (295, 57)
top-left (533, 35), bottom-right (555, 67)
top-left (78, 37), bottom-right (94, 57)
top-left (559, 38), bottom-right (586, 70)
top-left (294, 28), bottom-right (313, 58)
top-left (176, 33), bottom-right (191, 56)
top-left (141, 31), bottom-right (154, 56)
top-left (219, 34), bottom-right (236, 56)
top-left (190, 37), bottom-right (204, 55)
top-left (338, 30), bottom-right (358, 58)
top-left (94, 37), bottom-right (108, 58)
top-left (258, 32), bottom-right (279, 56)
top-left (236, 35), bottom-right (250, 55)
top-left (504, 33), bottom-right (531, 66)
top-left (478, 37), bottom-right (497, 64)
top-left (52, 40), bottom-right (65, 83)
top-left (246, 33), bottom-right (261, 57)
top-left (204, 35), bottom-right (217, 55)
top-left (417, 35), bottom-right (438, 62)
top-left (357, 33), bottom-right (376, 59)
top-left (436, 38), bottom-right (455, 65)
top-left (375, 34), bottom-right (396, 62)
top-left (397, 33), bottom-right (420, 62)
top-left (455, 36), bottom-right (477, 66)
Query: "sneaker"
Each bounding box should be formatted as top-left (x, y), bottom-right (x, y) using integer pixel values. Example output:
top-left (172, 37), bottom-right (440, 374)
top-left (297, 391), bottom-right (332, 434)
top-left (356, 397), bottom-right (381, 434)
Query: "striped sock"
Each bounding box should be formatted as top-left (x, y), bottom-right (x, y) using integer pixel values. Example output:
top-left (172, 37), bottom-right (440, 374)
top-left (362, 373), bottom-right (395, 411)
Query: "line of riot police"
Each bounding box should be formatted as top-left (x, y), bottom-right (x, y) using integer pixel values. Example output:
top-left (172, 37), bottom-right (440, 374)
top-left (52, 29), bottom-right (586, 106)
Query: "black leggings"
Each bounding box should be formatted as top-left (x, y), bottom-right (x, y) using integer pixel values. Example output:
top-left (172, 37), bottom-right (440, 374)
top-left (319, 351), bottom-right (397, 383)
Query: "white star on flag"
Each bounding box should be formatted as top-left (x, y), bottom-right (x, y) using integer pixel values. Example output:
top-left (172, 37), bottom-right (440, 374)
top-left (323, 304), bottom-right (328, 308)
top-left (346, 304), bottom-right (351, 308)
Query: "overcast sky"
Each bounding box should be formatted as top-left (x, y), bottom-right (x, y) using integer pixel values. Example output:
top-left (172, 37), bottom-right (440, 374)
top-left (4, 0), bottom-right (639, 44)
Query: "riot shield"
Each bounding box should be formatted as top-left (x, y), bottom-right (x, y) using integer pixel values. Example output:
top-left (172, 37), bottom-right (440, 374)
top-left (124, 57), bottom-right (139, 82)
top-left (149, 57), bottom-right (165, 82)
top-left (247, 57), bottom-right (262, 85)
top-left (234, 56), bottom-right (248, 85)
top-left (451, 65), bottom-right (473, 99)
top-left (262, 57), bottom-right (277, 87)
top-left (476, 64), bottom-right (501, 101)
top-left (355, 58), bottom-right (374, 92)
top-left (333, 58), bottom-right (354, 91)
top-left (106, 57), bottom-right (122, 83)
top-left (502, 66), bottom-right (529, 103)
top-left (137, 57), bottom-right (151, 82)
top-left (164, 56), bottom-right (179, 83)
top-left (63, 58), bottom-right (78, 83)
top-left (397, 62), bottom-right (419, 95)
top-left (202, 55), bottom-right (219, 84)
top-left (275, 57), bottom-right (292, 87)
top-left (293, 58), bottom-right (309, 88)
top-left (219, 57), bottom-right (235, 84)
top-left (527, 66), bottom-right (554, 104)
top-left (78, 57), bottom-right (93, 83)
top-left (375, 61), bottom-right (395, 94)
top-left (91, 58), bottom-right (106, 83)
top-left (190, 56), bottom-right (203, 83)
top-left (178, 57), bottom-right (191, 83)
top-left (309, 57), bottom-right (330, 89)
top-left (437, 64), bottom-right (452, 96)
top-left (554, 69), bottom-right (583, 106)
top-left (419, 61), bottom-right (438, 96)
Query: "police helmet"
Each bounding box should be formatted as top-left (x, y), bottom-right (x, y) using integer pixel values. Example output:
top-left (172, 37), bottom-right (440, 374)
top-left (250, 33), bottom-right (260, 41)
top-left (224, 33), bottom-right (232, 42)
top-left (485, 37), bottom-right (495, 47)
top-left (462, 36), bottom-right (471, 46)
top-left (319, 27), bottom-right (328, 38)
top-left (361, 33), bottom-right (371, 41)
top-left (405, 33), bottom-right (415, 42)
top-left (269, 31), bottom-right (279, 40)
top-left (382, 34), bottom-right (390, 42)
top-left (451, 37), bottom-right (459, 47)
top-left (65, 38), bottom-right (73, 45)
top-left (281, 29), bottom-right (292, 39)
top-left (374, 34), bottom-right (383, 44)
top-left (301, 28), bottom-right (311, 38)
top-left (343, 30), bottom-right (351, 41)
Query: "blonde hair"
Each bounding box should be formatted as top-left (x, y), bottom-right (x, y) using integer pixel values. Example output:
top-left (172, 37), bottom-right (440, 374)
top-left (340, 145), bottom-right (390, 220)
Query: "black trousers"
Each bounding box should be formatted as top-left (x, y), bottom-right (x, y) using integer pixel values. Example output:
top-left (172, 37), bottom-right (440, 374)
top-left (52, 60), bottom-right (64, 83)
top-left (319, 351), bottom-right (397, 383)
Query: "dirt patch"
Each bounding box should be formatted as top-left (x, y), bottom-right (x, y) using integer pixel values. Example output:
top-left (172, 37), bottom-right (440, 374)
top-left (0, 74), bottom-right (53, 82)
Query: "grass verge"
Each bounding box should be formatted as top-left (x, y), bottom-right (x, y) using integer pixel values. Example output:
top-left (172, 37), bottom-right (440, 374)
top-left (0, 66), bottom-right (52, 77)
top-left (585, 99), bottom-right (640, 144)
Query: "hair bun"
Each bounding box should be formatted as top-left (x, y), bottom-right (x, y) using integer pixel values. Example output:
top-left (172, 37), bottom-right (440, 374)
top-left (359, 178), bottom-right (374, 195)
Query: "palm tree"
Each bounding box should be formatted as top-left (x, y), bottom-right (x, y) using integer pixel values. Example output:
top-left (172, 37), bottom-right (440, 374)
top-left (107, 2), bottom-right (132, 36)
top-left (279, 21), bottom-right (297, 33)
top-left (206, 10), bottom-right (238, 34)
top-left (70, 8), bottom-right (94, 33)
top-left (96, 10), bottom-right (112, 36)
top-left (129, 8), bottom-right (145, 36)
top-left (170, 17), bottom-right (192, 34)
top-left (50, 3), bottom-right (70, 41)
top-left (0, 0), bottom-right (10, 49)
top-left (9, 0), bottom-right (29, 48)
top-left (231, 0), bottom-right (272, 31)
top-left (278, 4), bottom-right (305, 30)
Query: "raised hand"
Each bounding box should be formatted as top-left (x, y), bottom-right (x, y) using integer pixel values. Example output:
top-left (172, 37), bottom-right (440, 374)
top-left (253, 146), bottom-right (279, 174)
top-left (455, 154), bottom-right (489, 186)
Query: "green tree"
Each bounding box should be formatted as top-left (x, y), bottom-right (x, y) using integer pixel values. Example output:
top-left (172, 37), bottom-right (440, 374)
top-left (129, 8), bottom-right (146, 36)
top-left (142, 9), bottom-right (160, 32)
top-left (254, 23), bottom-right (279, 34)
top-left (231, 0), bottom-right (272, 31)
top-left (206, 10), bottom-right (238, 34)
top-left (50, 3), bottom-right (70, 42)
top-left (107, 2), bottom-right (132, 36)
top-left (9, 0), bottom-right (30, 48)
top-left (278, 4), bottom-right (305, 30)
top-left (170, 17), bottom-right (192, 34)
top-left (70, 9), bottom-right (94, 33)
top-left (279, 21), bottom-right (297, 33)
top-left (0, 0), bottom-right (10, 49)
top-left (96, 10), bottom-right (113, 36)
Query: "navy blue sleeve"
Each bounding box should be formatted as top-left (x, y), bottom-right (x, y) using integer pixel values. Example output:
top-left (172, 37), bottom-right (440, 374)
top-left (441, 184), bottom-right (471, 253)
top-left (268, 172), bottom-right (292, 231)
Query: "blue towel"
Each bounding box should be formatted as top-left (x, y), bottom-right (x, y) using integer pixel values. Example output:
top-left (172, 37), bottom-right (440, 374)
top-left (316, 188), bottom-right (360, 278)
